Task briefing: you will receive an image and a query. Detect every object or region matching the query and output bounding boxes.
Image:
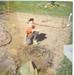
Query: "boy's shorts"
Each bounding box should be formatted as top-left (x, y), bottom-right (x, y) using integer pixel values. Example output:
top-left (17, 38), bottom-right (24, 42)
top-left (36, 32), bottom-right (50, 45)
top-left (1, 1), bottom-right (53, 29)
top-left (26, 31), bottom-right (39, 45)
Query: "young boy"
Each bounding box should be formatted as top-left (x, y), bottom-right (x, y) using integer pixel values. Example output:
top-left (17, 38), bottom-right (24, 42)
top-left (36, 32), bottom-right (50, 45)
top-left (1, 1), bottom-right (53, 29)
top-left (25, 18), bottom-right (39, 45)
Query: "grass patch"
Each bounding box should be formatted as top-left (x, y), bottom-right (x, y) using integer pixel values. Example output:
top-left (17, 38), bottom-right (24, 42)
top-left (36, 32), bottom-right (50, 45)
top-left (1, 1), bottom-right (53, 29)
top-left (57, 56), bottom-right (72, 75)
top-left (0, 1), bottom-right (73, 17)
top-left (69, 29), bottom-right (73, 44)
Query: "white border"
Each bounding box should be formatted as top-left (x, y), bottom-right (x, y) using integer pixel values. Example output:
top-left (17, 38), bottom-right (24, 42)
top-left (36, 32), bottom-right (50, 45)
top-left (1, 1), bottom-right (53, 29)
top-left (72, 1), bottom-right (74, 75)
top-left (0, 0), bottom-right (73, 75)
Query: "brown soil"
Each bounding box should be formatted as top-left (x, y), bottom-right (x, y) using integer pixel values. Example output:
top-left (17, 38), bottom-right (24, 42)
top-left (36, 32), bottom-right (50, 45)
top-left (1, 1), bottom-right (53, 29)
top-left (1, 12), bottom-right (71, 75)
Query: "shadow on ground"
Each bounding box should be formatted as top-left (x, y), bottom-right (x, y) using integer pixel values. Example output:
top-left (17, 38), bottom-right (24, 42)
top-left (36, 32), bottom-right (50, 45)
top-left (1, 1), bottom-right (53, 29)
top-left (37, 33), bottom-right (47, 41)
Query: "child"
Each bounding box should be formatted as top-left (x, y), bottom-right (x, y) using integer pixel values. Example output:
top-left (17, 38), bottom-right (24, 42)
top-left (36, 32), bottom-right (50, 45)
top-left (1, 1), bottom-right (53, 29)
top-left (25, 18), bottom-right (39, 45)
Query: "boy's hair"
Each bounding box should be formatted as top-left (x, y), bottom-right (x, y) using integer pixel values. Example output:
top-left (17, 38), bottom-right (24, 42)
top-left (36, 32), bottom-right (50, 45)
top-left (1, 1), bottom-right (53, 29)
top-left (27, 18), bottom-right (34, 23)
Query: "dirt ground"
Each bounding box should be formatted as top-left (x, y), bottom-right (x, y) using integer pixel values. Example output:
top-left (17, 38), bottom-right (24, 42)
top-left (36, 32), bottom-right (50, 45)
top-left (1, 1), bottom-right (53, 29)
top-left (0, 12), bottom-right (71, 75)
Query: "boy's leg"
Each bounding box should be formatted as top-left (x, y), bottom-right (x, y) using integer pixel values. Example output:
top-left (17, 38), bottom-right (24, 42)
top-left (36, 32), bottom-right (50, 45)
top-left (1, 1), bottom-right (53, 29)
top-left (25, 31), bottom-right (39, 45)
top-left (26, 37), bottom-right (32, 45)
top-left (33, 31), bottom-right (39, 45)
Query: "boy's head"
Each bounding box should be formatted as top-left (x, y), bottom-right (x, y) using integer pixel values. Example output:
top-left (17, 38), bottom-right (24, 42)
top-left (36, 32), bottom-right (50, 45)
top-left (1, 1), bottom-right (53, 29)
top-left (29, 18), bottom-right (34, 22)
top-left (28, 18), bottom-right (34, 26)
top-left (28, 18), bottom-right (34, 23)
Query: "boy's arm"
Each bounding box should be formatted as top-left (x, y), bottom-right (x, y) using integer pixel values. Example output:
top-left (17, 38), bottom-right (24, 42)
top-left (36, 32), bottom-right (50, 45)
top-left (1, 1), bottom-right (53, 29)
top-left (25, 33), bottom-right (27, 39)
top-left (32, 29), bottom-right (39, 32)
top-left (24, 27), bottom-right (27, 42)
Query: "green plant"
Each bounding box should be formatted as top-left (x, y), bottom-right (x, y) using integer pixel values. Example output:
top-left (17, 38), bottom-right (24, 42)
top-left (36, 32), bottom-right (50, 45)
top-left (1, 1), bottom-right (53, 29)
top-left (57, 56), bottom-right (72, 75)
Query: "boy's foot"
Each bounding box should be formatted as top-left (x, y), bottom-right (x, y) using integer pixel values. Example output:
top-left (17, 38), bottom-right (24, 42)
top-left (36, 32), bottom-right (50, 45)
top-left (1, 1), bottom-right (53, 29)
top-left (33, 40), bottom-right (38, 45)
top-left (67, 24), bottom-right (70, 27)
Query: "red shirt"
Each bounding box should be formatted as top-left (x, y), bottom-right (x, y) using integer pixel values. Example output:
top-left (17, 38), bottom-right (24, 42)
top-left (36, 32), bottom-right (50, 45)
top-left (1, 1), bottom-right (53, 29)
top-left (26, 25), bottom-right (35, 37)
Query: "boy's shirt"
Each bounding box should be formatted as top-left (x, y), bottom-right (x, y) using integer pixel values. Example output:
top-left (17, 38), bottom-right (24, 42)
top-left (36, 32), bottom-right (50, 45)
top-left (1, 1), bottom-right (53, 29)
top-left (25, 25), bottom-right (35, 38)
top-left (26, 26), bottom-right (32, 38)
